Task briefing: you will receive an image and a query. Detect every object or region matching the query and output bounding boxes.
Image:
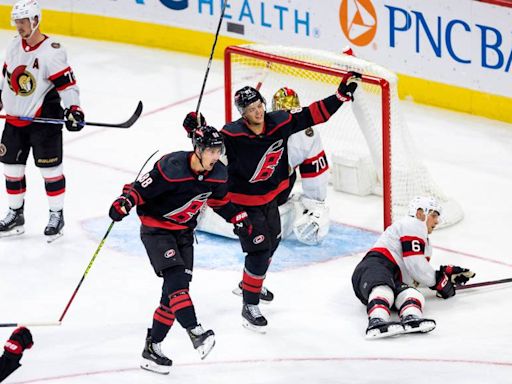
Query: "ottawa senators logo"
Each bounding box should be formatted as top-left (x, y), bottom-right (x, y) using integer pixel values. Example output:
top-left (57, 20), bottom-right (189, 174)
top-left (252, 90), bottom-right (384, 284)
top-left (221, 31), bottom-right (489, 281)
top-left (163, 192), bottom-right (211, 223)
top-left (249, 140), bottom-right (284, 183)
top-left (7, 65), bottom-right (36, 96)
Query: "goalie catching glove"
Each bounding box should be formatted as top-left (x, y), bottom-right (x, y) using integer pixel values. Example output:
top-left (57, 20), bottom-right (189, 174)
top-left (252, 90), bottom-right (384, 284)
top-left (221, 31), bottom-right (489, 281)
top-left (336, 71), bottom-right (361, 102)
top-left (293, 197), bottom-right (330, 245)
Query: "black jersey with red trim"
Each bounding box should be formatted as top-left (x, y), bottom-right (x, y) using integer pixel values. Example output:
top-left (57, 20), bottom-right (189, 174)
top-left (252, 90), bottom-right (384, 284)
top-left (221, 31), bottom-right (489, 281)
top-left (221, 94), bottom-right (344, 206)
top-left (120, 151), bottom-right (240, 231)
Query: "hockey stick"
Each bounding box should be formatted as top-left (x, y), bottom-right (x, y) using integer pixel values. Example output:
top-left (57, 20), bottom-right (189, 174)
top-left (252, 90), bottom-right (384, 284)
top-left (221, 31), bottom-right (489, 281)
top-left (456, 277), bottom-right (512, 291)
top-left (195, 0), bottom-right (228, 120)
top-left (0, 101), bottom-right (143, 129)
top-left (57, 150), bottom-right (159, 324)
top-left (0, 321), bottom-right (62, 328)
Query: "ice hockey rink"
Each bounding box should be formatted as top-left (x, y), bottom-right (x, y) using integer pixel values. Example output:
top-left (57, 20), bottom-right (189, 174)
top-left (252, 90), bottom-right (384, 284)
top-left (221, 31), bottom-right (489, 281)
top-left (0, 29), bottom-right (511, 383)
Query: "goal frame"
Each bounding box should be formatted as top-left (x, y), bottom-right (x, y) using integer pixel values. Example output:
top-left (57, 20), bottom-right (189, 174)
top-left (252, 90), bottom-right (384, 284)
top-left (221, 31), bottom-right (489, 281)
top-left (224, 45), bottom-right (393, 229)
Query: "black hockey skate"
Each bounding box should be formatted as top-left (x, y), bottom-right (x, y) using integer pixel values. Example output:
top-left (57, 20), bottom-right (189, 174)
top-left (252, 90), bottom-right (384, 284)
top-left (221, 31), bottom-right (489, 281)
top-left (187, 324), bottom-right (216, 360)
top-left (232, 281), bottom-right (274, 303)
top-left (0, 205), bottom-right (25, 237)
top-left (44, 209), bottom-right (64, 243)
top-left (365, 317), bottom-right (404, 339)
top-left (140, 329), bottom-right (172, 375)
top-left (401, 314), bottom-right (436, 334)
top-left (242, 304), bottom-right (268, 333)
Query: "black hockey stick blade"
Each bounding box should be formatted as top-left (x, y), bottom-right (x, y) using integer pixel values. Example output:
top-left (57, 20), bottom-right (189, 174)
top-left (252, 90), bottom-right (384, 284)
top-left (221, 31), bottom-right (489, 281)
top-left (456, 277), bottom-right (512, 291)
top-left (86, 100), bottom-right (144, 128)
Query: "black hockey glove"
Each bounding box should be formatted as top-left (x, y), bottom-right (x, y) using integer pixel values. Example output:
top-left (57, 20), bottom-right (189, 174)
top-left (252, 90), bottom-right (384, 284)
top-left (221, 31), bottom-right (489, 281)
top-left (109, 195), bottom-right (133, 222)
top-left (64, 105), bottom-right (85, 131)
top-left (440, 265), bottom-right (475, 285)
top-left (431, 270), bottom-right (456, 299)
top-left (336, 71), bottom-right (361, 102)
top-left (183, 111), bottom-right (206, 138)
top-left (231, 211), bottom-right (253, 239)
top-left (4, 327), bottom-right (33, 357)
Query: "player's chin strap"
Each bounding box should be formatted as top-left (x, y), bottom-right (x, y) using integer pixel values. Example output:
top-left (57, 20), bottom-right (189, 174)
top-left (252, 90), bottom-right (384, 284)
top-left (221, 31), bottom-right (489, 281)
top-left (26, 17), bottom-right (40, 40)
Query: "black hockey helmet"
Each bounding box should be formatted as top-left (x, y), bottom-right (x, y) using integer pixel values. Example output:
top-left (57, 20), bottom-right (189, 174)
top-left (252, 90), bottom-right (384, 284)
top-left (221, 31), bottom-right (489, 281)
top-left (234, 86), bottom-right (266, 115)
top-left (192, 125), bottom-right (224, 152)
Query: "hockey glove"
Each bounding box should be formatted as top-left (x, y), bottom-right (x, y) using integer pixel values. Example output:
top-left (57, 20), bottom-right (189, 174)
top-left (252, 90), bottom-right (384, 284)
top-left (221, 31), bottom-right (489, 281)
top-left (336, 71), bottom-right (361, 102)
top-left (293, 197), bottom-right (330, 245)
top-left (440, 265), bottom-right (476, 285)
top-left (109, 195), bottom-right (134, 222)
top-left (231, 211), bottom-right (253, 239)
top-left (64, 105), bottom-right (85, 131)
top-left (183, 112), bottom-right (206, 138)
top-left (4, 327), bottom-right (33, 356)
top-left (431, 270), bottom-right (456, 299)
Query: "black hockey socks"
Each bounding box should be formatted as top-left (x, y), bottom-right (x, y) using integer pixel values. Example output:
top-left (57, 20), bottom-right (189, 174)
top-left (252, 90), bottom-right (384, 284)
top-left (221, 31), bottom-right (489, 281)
top-left (151, 304), bottom-right (175, 343)
top-left (169, 289), bottom-right (197, 329)
top-left (242, 270), bottom-right (265, 305)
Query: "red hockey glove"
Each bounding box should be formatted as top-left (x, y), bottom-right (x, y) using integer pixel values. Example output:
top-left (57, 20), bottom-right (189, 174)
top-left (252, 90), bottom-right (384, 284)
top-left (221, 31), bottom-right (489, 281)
top-left (231, 211), bottom-right (253, 239)
top-left (64, 105), bottom-right (85, 131)
top-left (431, 270), bottom-right (456, 299)
top-left (4, 327), bottom-right (33, 356)
top-left (183, 112), bottom-right (206, 137)
top-left (336, 71), bottom-right (361, 102)
top-left (440, 265), bottom-right (475, 285)
top-left (109, 195), bottom-right (133, 222)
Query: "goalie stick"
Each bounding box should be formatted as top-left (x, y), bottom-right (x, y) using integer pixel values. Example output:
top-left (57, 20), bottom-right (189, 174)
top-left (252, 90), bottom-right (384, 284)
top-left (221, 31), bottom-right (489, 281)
top-left (0, 100), bottom-right (143, 129)
top-left (456, 277), bottom-right (512, 291)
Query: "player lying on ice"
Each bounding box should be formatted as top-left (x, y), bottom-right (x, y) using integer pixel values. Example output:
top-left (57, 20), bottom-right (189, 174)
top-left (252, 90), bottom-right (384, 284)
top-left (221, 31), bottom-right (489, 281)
top-left (351, 196), bottom-right (475, 339)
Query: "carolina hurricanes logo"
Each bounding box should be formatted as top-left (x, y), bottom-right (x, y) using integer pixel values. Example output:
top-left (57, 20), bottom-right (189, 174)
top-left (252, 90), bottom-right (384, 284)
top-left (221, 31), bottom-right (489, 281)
top-left (163, 192), bottom-right (211, 223)
top-left (339, 0), bottom-right (378, 47)
top-left (7, 65), bottom-right (36, 96)
top-left (249, 140), bottom-right (284, 183)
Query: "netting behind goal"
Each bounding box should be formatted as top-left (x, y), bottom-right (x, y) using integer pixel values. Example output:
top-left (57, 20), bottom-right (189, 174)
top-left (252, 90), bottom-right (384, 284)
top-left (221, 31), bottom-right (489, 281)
top-left (224, 44), bottom-right (463, 229)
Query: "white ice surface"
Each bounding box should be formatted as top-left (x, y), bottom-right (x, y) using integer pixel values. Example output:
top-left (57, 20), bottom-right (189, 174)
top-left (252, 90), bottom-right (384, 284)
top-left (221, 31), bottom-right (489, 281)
top-left (0, 30), bottom-right (511, 383)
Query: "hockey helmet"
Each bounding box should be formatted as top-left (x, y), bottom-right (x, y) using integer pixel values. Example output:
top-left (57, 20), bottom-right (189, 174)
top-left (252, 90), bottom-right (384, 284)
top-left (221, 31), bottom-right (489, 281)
top-left (408, 196), bottom-right (442, 217)
top-left (272, 87), bottom-right (300, 111)
top-left (11, 0), bottom-right (41, 28)
top-left (192, 125), bottom-right (224, 152)
top-left (234, 86), bottom-right (266, 115)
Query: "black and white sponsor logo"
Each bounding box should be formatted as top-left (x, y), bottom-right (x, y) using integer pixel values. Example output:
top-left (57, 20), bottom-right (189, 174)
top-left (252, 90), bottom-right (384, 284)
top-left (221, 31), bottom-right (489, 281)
top-left (253, 235), bottom-right (265, 244)
top-left (0, 144), bottom-right (6, 157)
top-left (164, 249), bottom-right (176, 258)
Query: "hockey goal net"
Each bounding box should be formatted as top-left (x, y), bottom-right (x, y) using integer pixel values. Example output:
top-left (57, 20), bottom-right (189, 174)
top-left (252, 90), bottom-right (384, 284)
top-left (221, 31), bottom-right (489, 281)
top-left (224, 44), bottom-right (463, 229)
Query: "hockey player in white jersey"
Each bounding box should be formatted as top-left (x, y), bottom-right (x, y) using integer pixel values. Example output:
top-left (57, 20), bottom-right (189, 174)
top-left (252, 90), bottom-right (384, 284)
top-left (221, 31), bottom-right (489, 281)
top-left (193, 87), bottom-right (330, 247)
top-left (0, 0), bottom-right (84, 242)
top-left (352, 196), bottom-right (475, 339)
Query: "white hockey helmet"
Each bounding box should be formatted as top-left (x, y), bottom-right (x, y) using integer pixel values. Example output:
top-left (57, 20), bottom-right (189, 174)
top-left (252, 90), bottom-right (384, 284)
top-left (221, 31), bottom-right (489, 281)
top-left (11, 0), bottom-right (41, 29)
top-left (408, 196), bottom-right (442, 217)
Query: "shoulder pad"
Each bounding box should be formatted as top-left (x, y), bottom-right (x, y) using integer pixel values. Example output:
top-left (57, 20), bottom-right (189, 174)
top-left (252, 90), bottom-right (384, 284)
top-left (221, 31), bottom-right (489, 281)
top-left (207, 161), bottom-right (228, 182)
top-left (156, 151), bottom-right (191, 180)
top-left (267, 110), bottom-right (291, 124)
top-left (221, 118), bottom-right (248, 135)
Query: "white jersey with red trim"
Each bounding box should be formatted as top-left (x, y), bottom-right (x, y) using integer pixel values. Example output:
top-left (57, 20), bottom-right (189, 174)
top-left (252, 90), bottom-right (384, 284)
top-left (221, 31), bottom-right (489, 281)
top-left (371, 216), bottom-right (435, 287)
top-left (0, 34), bottom-right (79, 124)
top-left (287, 126), bottom-right (329, 201)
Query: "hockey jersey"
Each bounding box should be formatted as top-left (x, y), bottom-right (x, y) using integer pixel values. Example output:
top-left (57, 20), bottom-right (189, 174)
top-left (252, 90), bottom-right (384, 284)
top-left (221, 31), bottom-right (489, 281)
top-left (0, 35), bottom-right (79, 126)
top-left (221, 94), bottom-right (343, 206)
top-left (370, 216), bottom-right (436, 287)
top-left (122, 152), bottom-right (241, 231)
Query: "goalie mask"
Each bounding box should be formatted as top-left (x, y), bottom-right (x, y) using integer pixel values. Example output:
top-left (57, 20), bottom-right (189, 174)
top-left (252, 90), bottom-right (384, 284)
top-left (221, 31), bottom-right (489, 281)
top-left (11, 0), bottom-right (41, 30)
top-left (408, 196), bottom-right (442, 218)
top-left (234, 86), bottom-right (266, 115)
top-left (192, 125), bottom-right (224, 153)
top-left (272, 87), bottom-right (300, 111)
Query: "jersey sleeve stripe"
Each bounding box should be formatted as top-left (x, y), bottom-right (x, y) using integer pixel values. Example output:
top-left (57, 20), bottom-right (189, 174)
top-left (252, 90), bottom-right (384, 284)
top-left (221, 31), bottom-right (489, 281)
top-left (301, 150), bottom-right (328, 165)
top-left (308, 101), bottom-right (328, 125)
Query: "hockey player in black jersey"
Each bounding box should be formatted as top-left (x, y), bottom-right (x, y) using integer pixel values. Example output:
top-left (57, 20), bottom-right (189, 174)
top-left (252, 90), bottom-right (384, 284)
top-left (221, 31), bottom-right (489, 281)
top-left (108, 125), bottom-right (252, 374)
top-left (184, 71), bottom-right (360, 332)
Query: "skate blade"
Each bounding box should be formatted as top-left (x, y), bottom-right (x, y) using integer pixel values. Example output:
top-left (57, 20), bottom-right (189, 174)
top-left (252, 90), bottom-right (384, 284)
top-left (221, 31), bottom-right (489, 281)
top-left (140, 359), bottom-right (171, 375)
top-left (197, 335), bottom-right (216, 360)
top-left (242, 319), bottom-right (267, 334)
top-left (0, 226), bottom-right (25, 238)
top-left (46, 231), bottom-right (63, 243)
top-left (365, 324), bottom-right (404, 340)
top-left (232, 287), bottom-right (272, 304)
top-left (403, 320), bottom-right (436, 334)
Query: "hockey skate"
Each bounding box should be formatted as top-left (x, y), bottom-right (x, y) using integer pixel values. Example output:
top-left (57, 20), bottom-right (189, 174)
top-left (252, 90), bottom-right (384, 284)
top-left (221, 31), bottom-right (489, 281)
top-left (242, 304), bottom-right (268, 333)
top-left (365, 317), bottom-right (404, 339)
top-left (187, 324), bottom-right (216, 360)
top-left (232, 282), bottom-right (274, 303)
top-left (140, 329), bottom-right (172, 375)
top-left (44, 209), bottom-right (64, 243)
top-left (0, 205), bottom-right (25, 238)
top-left (401, 314), bottom-right (436, 334)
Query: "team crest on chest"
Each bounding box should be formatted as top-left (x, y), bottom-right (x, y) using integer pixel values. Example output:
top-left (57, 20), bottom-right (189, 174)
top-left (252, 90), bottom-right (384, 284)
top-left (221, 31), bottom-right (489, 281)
top-left (249, 139), bottom-right (284, 183)
top-left (7, 65), bottom-right (36, 96)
